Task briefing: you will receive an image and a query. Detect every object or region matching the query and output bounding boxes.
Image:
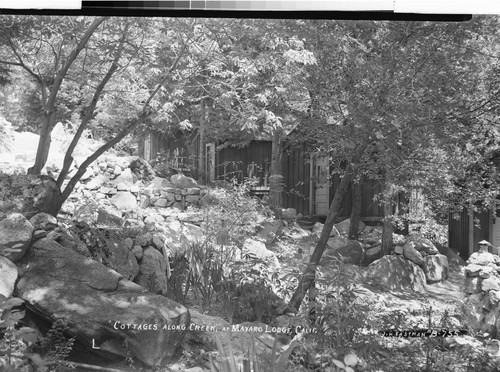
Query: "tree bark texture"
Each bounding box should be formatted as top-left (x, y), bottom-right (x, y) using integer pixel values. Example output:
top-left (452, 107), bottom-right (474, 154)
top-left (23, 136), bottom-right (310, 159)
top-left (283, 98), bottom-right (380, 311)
top-left (348, 176), bottom-right (362, 240)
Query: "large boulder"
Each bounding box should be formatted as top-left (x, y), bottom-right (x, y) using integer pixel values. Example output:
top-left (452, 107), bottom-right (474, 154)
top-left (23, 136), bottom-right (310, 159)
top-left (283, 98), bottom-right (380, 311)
top-left (136, 247), bottom-right (168, 295)
top-left (312, 222), bottom-right (339, 239)
top-left (0, 213), bottom-right (34, 262)
top-left (365, 255), bottom-right (427, 293)
top-left (423, 254), bottom-right (449, 283)
top-left (16, 238), bottom-right (189, 367)
top-left (0, 174), bottom-right (61, 219)
top-left (403, 244), bottom-right (424, 267)
top-left (29, 212), bottom-right (58, 231)
top-left (170, 174), bottom-right (197, 189)
top-left (111, 191), bottom-right (137, 211)
top-left (105, 235), bottom-right (140, 281)
top-left (335, 218), bottom-right (365, 237)
top-left (242, 238), bottom-right (280, 269)
top-left (405, 236), bottom-right (439, 255)
top-left (162, 219), bottom-right (203, 256)
top-left (325, 239), bottom-right (364, 266)
top-left (0, 256), bottom-right (18, 297)
top-left (468, 251), bottom-right (500, 266)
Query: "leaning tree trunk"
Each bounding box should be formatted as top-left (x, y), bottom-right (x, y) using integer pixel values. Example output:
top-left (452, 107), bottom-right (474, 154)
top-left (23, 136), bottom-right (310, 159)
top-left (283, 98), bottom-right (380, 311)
top-left (288, 167), bottom-right (353, 311)
top-left (269, 129), bottom-right (284, 213)
top-left (348, 175), bottom-right (363, 240)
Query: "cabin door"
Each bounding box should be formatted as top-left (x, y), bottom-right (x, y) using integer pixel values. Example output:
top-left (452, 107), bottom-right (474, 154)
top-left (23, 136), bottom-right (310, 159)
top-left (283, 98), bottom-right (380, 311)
top-left (314, 157), bottom-right (330, 216)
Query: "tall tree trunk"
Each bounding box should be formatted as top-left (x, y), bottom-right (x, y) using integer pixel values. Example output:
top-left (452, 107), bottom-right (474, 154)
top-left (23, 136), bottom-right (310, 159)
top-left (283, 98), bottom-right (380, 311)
top-left (348, 175), bottom-right (363, 240)
top-left (381, 175), bottom-right (395, 256)
top-left (198, 100), bottom-right (206, 184)
top-left (28, 17), bottom-right (107, 175)
top-left (288, 168), bottom-right (353, 311)
top-left (269, 129), bottom-right (284, 212)
top-left (288, 139), bottom-right (371, 312)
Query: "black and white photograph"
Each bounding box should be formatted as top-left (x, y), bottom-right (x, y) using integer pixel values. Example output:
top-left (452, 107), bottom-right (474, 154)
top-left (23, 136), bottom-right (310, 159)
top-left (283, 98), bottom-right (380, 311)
top-left (0, 3), bottom-right (500, 371)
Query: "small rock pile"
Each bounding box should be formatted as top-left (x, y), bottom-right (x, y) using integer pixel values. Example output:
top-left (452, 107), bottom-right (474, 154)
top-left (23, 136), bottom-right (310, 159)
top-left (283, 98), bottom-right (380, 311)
top-left (464, 251), bottom-right (500, 338)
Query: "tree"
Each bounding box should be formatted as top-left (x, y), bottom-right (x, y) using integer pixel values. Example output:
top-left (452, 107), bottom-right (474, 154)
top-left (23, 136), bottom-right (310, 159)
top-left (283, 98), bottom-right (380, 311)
top-left (0, 16), bottom-right (225, 213)
top-left (289, 17), bottom-right (500, 311)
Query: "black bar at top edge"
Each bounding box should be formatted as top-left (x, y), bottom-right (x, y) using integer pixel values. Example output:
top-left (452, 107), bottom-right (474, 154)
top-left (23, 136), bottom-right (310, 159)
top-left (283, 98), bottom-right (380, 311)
top-left (0, 1), bottom-right (473, 21)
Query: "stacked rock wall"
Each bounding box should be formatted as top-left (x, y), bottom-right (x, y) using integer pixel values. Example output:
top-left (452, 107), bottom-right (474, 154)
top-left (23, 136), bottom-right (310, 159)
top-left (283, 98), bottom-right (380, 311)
top-left (70, 156), bottom-right (207, 211)
top-left (464, 251), bottom-right (500, 338)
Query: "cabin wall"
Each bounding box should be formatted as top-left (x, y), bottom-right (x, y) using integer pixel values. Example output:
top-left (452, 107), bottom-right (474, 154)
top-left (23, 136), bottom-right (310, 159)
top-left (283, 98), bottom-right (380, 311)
top-left (449, 208), bottom-right (491, 261)
top-left (282, 143), bottom-right (311, 216)
top-left (215, 141), bottom-right (272, 186)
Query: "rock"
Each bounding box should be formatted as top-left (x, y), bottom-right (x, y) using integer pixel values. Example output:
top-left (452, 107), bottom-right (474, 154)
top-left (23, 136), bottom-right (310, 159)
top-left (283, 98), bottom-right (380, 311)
top-left (325, 239), bottom-right (364, 265)
top-left (135, 233), bottom-right (153, 247)
top-left (468, 251), bottom-right (500, 266)
top-left (482, 276), bottom-right (500, 292)
top-left (0, 256), bottom-right (17, 297)
top-left (394, 245), bottom-right (403, 255)
top-left (256, 220), bottom-right (283, 244)
top-left (466, 293), bottom-right (485, 328)
top-left (242, 238), bottom-right (280, 269)
top-left (150, 177), bottom-right (173, 191)
top-left (186, 188), bottom-right (200, 195)
top-left (480, 266), bottom-right (496, 279)
top-left (185, 195), bottom-right (200, 204)
top-left (131, 245), bottom-right (143, 261)
top-left (365, 245), bottom-right (381, 265)
top-left (489, 290), bottom-right (500, 307)
top-left (465, 264), bottom-right (483, 277)
top-left (124, 238), bottom-right (134, 251)
top-left (106, 235), bottom-right (140, 281)
top-left (0, 174), bottom-right (61, 219)
top-left (406, 236), bottom-right (439, 255)
top-left (47, 224), bottom-right (91, 257)
top-left (281, 208), bottom-right (297, 220)
top-left (17, 238), bottom-right (189, 367)
top-left (365, 255), bottom-right (427, 293)
top-left (85, 174), bottom-right (108, 191)
top-left (326, 236), bottom-right (349, 251)
top-left (136, 247), bottom-right (168, 295)
top-left (29, 212), bottom-right (58, 231)
top-left (162, 220), bottom-right (203, 255)
top-left (113, 171), bottom-right (133, 190)
top-left (403, 243), bottom-right (424, 266)
top-left (139, 194), bottom-right (151, 208)
top-left (170, 174), bottom-right (197, 189)
top-left (423, 254), bottom-right (449, 283)
top-left (312, 222), bottom-right (339, 238)
top-left (111, 191), bottom-right (137, 211)
top-left (154, 198), bottom-right (168, 207)
top-left (464, 277), bottom-right (481, 294)
top-left (172, 202), bottom-right (184, 210)
top-left (0, 213), bottom-right (34, 262)
top-left (96, 207), bottom-right (124, 227)
top-left (335, 218), bottom-right (365, 237)
top-left (184, 368), bottom-right (204, 372)
top-left (283, 222), bottom-right (310, 240)
top-left (113, 165), bottom-right (122, 176)
top-left (152, 234), bottom-right (167, 252)
top-left (33, 230), bottom-right (47, 240)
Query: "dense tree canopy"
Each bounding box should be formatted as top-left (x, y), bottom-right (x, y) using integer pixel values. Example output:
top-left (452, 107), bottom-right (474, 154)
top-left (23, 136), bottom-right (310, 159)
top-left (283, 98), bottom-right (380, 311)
top-left (1, 16), bottom-right (500, 311)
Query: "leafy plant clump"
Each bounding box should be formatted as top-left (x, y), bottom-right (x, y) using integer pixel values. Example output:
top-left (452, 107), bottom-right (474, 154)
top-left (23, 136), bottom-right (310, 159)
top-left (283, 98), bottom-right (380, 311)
top-left (0, 295), bottom-right (75, 372)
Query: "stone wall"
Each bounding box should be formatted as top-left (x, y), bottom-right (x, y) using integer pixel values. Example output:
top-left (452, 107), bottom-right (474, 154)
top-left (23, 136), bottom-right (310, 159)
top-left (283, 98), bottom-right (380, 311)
top-left (69, 156), bottom-right (207, 211)
top-left (464, 251), bottom-right (500, 338)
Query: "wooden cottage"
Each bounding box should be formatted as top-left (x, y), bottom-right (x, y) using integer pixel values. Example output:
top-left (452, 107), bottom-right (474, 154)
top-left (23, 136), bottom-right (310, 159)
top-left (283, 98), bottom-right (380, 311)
top-left (449, 208), bottom-right (500, 261)
top-left (139, 131), bottom-right (385, 222)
